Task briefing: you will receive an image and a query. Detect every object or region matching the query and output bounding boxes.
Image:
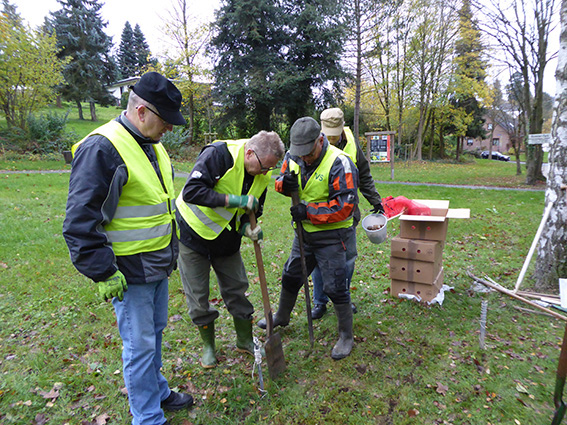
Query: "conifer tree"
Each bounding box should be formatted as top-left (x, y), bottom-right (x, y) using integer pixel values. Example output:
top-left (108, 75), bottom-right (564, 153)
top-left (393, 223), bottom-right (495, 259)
top-left (133, 24), bottom-right (151, 72)
top-left (118, 21), bottom-right (137, 78)
top-left (48, 0), bottom-right (117, 120)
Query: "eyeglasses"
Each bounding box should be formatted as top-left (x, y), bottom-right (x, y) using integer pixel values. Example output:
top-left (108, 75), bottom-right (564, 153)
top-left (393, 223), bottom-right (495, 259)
top-left (252, 150), bottom-right (278, 172)
top-left (138, 105), bottom-right (169, 126)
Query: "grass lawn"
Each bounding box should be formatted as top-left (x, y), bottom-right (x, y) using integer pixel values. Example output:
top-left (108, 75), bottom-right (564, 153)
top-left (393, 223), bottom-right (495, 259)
top-left (0, 160), bottom-right (561, 424)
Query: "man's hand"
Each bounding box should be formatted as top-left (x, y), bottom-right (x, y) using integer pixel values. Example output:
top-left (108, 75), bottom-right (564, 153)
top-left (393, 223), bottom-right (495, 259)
top-left (226, 194), bottom-right (259, 213)
top-left (98, 270), bottom-right (128, 302)
top-left (290, 203), bottom-right (307, 222)
top-left (240, 222), bottom-right (263, 241)
top-left (281, 173), bottom-right (299, 194)
top-left (371, 202), bottom-right (385, 215)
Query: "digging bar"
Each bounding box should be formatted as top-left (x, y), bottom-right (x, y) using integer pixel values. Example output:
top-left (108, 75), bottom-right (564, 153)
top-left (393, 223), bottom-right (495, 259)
top-left (552, 324), bottom-right (567, 424)
top-left (290, 181), bottom-right (315, 348)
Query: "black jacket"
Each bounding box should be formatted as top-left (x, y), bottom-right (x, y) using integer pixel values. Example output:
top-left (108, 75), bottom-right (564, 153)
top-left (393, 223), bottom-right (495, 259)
top-left (177, 141), bottom-right (266, 258)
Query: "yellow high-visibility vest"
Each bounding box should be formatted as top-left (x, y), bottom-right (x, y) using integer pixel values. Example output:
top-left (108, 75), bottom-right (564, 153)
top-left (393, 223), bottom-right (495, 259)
top-left (176, 140), bottom-right (272, 240)
top-left (288, 144), bottom-right (354, 232)
top-left (343, 127), bottom-right (358, 165)
top-left (72, 120), bottom-right (177, 256)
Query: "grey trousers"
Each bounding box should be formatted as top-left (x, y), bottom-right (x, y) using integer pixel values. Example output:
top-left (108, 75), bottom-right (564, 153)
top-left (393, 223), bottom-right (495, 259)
top-left (178, 242), bottom-right (254, 326)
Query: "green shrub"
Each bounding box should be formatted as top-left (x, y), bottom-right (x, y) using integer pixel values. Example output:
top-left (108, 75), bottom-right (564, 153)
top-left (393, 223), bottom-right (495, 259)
top-left (160, 126), bottom-right (191, 158)
top-left (27, 111), bottom-right (69, 142)
top-left (26, 111), bottom-right (77, 154)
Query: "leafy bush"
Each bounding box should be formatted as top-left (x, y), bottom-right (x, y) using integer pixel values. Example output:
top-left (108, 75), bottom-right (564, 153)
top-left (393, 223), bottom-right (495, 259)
top-left (160, 126), bottom-right (191, 158)
top-left (26, 111), bottom-right (78, 154)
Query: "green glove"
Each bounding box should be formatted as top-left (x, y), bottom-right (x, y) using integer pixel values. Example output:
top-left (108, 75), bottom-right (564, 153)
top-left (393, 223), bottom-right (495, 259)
top-left (98, 270), bottom-right (128, 302)
top-left (226, 194), bottom-right (259, 213)
top-left (240, 222), bottom-right (263, 241)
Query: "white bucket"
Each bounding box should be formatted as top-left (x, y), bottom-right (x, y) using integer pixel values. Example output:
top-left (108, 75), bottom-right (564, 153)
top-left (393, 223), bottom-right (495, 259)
top-left (361, 213), bottom-right (387, 244)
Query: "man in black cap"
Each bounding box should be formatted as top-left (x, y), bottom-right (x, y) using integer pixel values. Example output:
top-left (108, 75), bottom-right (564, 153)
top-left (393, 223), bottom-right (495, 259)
top-left (63, 72), bottom-right (193, 425)
top-left (258, 117), bottom-right (359, 360)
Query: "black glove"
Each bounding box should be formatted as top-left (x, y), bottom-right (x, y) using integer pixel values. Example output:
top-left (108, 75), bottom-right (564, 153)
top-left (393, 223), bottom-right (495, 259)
top-left (290, 203), bottom-right (307, 222)
top-left (371, 202), bottom-right (385, 215)
top-left (281, 173), bottom-right (299, 194)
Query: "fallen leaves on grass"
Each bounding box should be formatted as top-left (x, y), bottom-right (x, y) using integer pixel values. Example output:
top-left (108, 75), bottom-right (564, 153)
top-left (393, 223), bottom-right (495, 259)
top-left (436, 382), bottom-right (448, 396)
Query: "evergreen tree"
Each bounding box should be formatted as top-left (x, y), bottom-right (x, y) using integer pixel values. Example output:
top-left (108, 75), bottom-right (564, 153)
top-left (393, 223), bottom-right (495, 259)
top-left (132, 24), bottom-right (151, 73)
top-left (48, 0), bottom-right (117, 121)
top-left (210, 0), bottom-right (347, 135)
top-left (279, 0), bottom-right (347, 125)
top-left (209, 0), bottom-right (286, 135)
top-left (118, 21), bottom-right (137, 78)
top-left (449, 0), bottom-right (488, 160)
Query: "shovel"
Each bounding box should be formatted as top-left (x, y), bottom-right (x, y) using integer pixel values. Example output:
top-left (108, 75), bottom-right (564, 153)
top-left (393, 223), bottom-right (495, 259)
top-left (552, 323), bottom-right (567, 424)
top-left (290, 185), bottom-right (315, 348)
top-left (248, 213), bottom-right (286, 380)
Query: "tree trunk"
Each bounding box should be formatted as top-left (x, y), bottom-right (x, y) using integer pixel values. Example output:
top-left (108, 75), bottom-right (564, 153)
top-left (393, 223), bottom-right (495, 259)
top-left (89, 102), bottom-right (97, 122)
top-left (534, 0), bottom-right (567, 291)
top-left (353, 0), bottom-right (361, 144)
top-left (56, 95), bottom-right (62, 108)
top-left (76, 101), bottom-right (84, 120)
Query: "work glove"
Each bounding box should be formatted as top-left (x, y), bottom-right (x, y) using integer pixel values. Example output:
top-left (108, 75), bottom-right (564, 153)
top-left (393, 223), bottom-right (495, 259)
top-left (290, 203), bottom-right (307, 222)
top-left (371, 202), bottom-right (385, 215)
top-left (98, 270), bottom-right (128, 302)
top-left (240, 222), bottom-right (263, 241)
top-left (226, 194), bottom-right (259, 213)
top-left (281, 172), bottom-right (299, 194)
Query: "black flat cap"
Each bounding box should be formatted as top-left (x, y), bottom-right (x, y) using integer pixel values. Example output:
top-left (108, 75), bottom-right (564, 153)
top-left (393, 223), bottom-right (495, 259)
top-left (132, 72), bottom-right (186, 125)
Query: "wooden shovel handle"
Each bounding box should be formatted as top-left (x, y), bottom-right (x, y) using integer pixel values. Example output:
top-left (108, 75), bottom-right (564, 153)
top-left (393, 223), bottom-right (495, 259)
top-left (248, 213), bottom-right (274, 337)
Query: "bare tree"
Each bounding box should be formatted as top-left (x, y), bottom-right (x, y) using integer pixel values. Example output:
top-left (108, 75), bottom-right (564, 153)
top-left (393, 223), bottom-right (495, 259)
top-left (409, 0), bottom-right (459, 160)
top-left (162, 0), bottom-right (211, 145)
top-left (476, 0), bottom-right (558, 184)
top-left (533, 0), bottom-right (567, 291)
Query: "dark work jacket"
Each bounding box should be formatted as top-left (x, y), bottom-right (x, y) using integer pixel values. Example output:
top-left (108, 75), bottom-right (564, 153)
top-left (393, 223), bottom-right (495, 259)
top-left (176, 141), bottom-right (266, 258)
top-left (335, 132), bottom-right (382, 225)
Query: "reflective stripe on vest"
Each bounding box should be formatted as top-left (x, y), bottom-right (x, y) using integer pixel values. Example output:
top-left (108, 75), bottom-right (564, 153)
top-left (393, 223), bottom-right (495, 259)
top-left (176, 140), bottom-right (272, 240)
top-left (288, 144), bottom-right (353, 233)
top-left (72, 120), bottom-right (177, 256)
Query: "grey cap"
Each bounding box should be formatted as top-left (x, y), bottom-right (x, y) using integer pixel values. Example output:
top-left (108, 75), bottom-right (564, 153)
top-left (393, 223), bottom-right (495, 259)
top-left (289, 117), bottom-right (321, 156)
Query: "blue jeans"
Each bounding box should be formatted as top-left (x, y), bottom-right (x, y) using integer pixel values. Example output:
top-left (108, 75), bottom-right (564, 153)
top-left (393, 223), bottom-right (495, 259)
top-left (312, 231), bottom-right (357, 306)
top-left (113, 278), bottom-right (171, 425)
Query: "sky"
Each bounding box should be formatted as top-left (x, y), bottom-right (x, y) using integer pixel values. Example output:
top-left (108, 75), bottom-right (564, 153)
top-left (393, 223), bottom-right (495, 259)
top-left (11, 0), bottom-right (220, 57)
top-left (9, 0), bottom-right (560, 96)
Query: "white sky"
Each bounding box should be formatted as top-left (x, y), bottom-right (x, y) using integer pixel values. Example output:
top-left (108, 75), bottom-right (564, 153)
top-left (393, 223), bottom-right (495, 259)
top-left (10, 0), bottom-right (560, 96)
top-left (11, 0), bottom-right (220, 57)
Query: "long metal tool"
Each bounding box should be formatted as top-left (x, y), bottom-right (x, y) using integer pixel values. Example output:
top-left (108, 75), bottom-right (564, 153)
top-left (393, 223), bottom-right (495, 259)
top-left (248, 213), bottom-right (286, 380)
top-left (290, 184), bottom-right (315, 348)
top-left (552, 324), bottom-right (567, 425)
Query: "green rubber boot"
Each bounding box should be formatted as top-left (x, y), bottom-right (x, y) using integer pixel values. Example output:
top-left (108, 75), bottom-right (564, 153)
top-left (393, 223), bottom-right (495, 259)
top-left (233, 317), bottom-right (261, 356)
top-left (197, 323), bottom-right (217, 368)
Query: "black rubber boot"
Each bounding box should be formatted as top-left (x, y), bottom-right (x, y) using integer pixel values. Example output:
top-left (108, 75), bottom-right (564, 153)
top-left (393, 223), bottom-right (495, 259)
top-left (311, 303), bottom-right (327, 320)
top-left (197, 323), bottom-right (217, 368)
top-left (331, 303), bottom-right (354, 360)
top-left (257, 287), bottom-right (297, 329)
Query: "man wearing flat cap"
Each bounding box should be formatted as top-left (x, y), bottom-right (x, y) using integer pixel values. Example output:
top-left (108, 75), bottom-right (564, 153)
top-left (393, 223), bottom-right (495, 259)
top-left (309, 108), bottom-right (384, 320)
top-left (258, 117), bottom-right (359, 360)
top-left (63, 72), bottom-right (193, 424)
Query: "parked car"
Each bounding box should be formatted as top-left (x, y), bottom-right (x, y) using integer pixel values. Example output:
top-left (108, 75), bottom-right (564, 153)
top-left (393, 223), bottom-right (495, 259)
top-left (481, 151), bottom-right (510, 161)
